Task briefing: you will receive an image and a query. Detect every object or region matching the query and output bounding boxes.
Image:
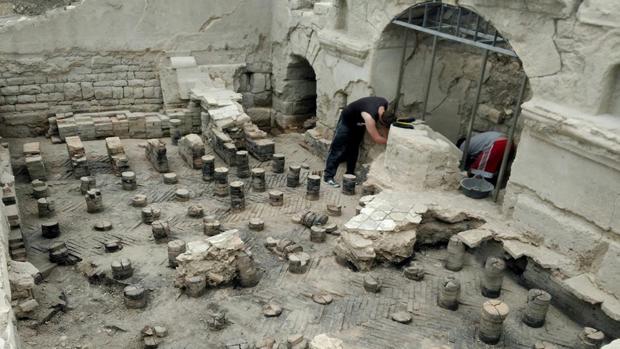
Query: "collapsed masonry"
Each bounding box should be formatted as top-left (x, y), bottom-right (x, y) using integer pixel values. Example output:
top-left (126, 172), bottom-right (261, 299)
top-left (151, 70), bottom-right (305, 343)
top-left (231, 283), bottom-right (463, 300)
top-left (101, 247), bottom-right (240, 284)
top-left (174, 230), bottom-right (259, 292)
top-left (335, 194), bottom-right (484, 271)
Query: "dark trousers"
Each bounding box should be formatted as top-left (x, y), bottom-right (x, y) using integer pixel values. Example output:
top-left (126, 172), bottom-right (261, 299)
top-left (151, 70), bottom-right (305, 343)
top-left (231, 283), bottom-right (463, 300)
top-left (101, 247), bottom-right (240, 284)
top-left (323, 118), bottom-right (365, 181)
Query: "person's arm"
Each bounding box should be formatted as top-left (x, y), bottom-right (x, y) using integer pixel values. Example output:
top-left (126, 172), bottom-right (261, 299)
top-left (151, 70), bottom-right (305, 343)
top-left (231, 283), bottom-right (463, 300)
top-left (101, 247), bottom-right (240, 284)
top-left (361, 112), bottom-right (387, 144)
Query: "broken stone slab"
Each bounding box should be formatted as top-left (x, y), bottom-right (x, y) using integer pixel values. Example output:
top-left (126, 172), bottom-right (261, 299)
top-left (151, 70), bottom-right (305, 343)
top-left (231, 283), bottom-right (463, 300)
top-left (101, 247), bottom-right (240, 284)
top-left (457, 228), bottom-right (494, 248)
top-left (309, 334), bottom-right (344, 349)
top-left (562, 273), bottom-right (620, 321)
top-left (334, 232), bottom-right (376, 271)
top-left (391, 311), bottom-right (413, 324)
top-left (263, 302), bottom-right (283, 317)
top-left (14, 298), bottom-right (39, 318)
top-left (287, 334), bottom-right (308, 349)
top-left (312, 292), bottom-right (333, 305)
top-left (255, 337), bottom-right (276, 349)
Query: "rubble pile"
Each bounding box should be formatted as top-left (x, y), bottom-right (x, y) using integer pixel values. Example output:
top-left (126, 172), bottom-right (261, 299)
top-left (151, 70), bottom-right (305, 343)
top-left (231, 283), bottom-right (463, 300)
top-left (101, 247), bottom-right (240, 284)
top-left (174, 230), bottom-right (259, 289)
top-left (335, 193), bottom-right (482, 271)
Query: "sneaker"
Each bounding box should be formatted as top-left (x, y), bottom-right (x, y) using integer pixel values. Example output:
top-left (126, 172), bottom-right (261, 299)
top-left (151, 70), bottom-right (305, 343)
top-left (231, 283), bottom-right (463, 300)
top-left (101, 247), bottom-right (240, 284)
top-left (324, 179), bottom-right (340, 188)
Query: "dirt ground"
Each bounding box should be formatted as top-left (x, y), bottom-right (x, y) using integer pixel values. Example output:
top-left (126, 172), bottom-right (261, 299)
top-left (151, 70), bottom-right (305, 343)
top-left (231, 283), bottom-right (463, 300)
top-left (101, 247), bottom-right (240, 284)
top-left (0, 0), bottom-right (74, 16)
top-left (8, 134), bottom-right (581, 349)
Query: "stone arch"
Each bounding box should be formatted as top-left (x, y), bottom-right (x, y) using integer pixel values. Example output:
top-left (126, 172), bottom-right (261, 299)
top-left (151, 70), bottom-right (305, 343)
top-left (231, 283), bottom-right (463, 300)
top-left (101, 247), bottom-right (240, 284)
top-left (370, 2), bottom-right (530, 142)
top-left (273, 54), bottom-right (318, 130)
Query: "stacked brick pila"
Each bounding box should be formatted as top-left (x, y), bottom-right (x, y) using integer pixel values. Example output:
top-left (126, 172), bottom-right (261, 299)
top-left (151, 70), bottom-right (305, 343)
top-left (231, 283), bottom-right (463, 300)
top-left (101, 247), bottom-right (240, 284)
top-left (191, 86), bottom-right (275, 164)
top-left (23, 142), bottom-right (46, 181)
top-left (105, 137), bottom-right (131, 176)
top-left (65, 136), bottom-right (90, 178)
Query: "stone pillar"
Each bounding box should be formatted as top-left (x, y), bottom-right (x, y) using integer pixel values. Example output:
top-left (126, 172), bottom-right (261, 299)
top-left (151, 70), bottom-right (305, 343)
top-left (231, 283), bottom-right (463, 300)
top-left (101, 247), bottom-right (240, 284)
top-left (167, 240), bottom-right (186, 267)
top-left (236, 151), bottom-right (250, 178)
top-left (131, 194), bottom-right (148, 207)
top-left (236, 251), bottom-right (260, 287)
top-left (32, 180), bottom-right (49, 199)
top-left (248, 218), bottom-right (264, 231)
top-left (576, 327), bottom-right (605, 349)
top-left (121, 171), bottom-right (137, 190)
top-left (187, 205), bottom-right (204, 218)
top-left (229, 181), bottom-right (246, 212)
top-left (170, 119), bottom-right (182, 146)
top-left (85, 189), bottom-right (103, 213)
top-left (175, 188), bottom-right (190, 201)
top-left (141, 206), bottom-right (161, 224)
top-left (437, 276), bottom-right (460, 310)
top-left (523, 289), bottom-right (551, 328)
top-left (214, 167), bottom-right (229, 197)
top-left (251, 168), bottom-right (266, 192)
top-left (479, 300), bottom-right (510, 345)
top-left (124, 284), bottom-right (147, 309)
top-left (80, 176), bottom-right (96, 194)
top-left (111, 258), bottom-right (133, 280)
top-left (342, 174), bottom-right (357, 195)
top-left (163, 172), bottom-right (178, 184)
top-left (404, 262), bottom-right (425, 281)
top-left (288, 252), bottom-right (310, 274)
top-left (310, 226), bottom-right (326, 243)
top-left (445, 236), bottom-right (465, 271)
top-left (272, 153), bottom-right (285, 173)
top-left (203, 219), bottom-right (222, 236)
top-left (41, 221), bottom-right (61, 239)
top-left (269, 190), bottom-right (283, 206)
top-left (186, 276), bottom-right (207, 297)
top-left (287, 165), bottom-right (301, 188)
top-left (37, 198), bottom-right (55, 218)
top-left (481, 257), bottom-right (506, 298)
top-left (151, 220), bottom-right (170, 240)
top-left (202, 155), bottom-right (215, 182)
top-left (306, 175), bottom-right (321, 201)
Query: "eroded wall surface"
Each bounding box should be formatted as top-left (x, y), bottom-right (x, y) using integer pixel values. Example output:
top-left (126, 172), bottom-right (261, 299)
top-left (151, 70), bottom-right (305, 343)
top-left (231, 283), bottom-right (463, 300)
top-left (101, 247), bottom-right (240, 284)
top-left (0, 0), bottom-right (272, 137)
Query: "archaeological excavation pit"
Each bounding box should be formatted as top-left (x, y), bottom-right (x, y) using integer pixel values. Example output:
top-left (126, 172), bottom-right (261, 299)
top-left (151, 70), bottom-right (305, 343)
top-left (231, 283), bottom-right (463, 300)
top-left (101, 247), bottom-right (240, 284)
top-left (0, 1), bottom-right (619, 349)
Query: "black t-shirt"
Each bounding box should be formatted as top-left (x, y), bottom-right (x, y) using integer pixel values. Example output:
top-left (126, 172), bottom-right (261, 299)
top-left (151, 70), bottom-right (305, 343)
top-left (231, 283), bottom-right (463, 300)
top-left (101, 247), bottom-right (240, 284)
top-left (341, 97), bottom-right (388, 128)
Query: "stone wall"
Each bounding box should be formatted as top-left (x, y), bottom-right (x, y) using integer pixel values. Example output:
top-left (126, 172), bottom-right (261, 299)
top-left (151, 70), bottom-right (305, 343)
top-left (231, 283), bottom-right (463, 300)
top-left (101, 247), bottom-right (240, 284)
top-left (372, 25), bottom-right (530, 142)
top-left (0, 51), bottom-right (162, 137)
top-left (505, 101), bottom-right (620, 297)
top-left (0, 0), bottom-right (273, 137)
top-left (0, 145), bottom-right (21, 349)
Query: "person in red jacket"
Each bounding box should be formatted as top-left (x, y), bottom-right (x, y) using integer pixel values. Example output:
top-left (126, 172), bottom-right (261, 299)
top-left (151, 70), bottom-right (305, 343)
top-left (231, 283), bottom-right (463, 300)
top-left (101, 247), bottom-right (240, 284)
top-left (457, 131), bottom-right (516, 185)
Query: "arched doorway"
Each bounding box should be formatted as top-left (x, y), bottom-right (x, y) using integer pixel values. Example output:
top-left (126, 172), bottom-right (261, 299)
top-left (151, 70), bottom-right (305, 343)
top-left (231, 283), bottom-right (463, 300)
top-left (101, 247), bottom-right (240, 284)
top-left (371, 1), bottom-right (531, 198)
top-left (273, 55), bottom-right (317, 131)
